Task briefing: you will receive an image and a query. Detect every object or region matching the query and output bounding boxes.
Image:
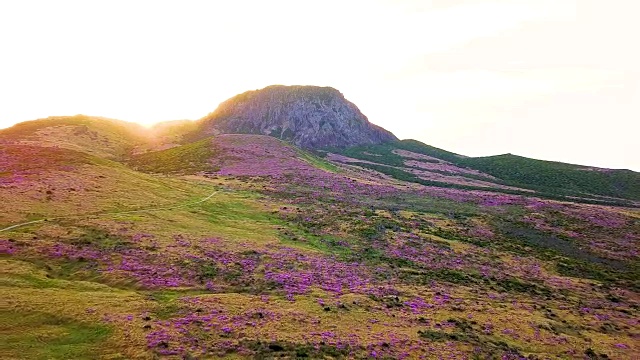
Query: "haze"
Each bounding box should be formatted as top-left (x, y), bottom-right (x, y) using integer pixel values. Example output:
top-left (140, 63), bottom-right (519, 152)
top-left (1, 0), bottom-right (638, 171)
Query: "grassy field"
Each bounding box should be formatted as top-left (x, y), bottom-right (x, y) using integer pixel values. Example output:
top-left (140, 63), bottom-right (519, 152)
top-left (1, 126), bottom-right (638, 359)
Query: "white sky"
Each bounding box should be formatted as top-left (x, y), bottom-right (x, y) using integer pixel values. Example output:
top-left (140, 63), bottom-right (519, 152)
top-left (1, 0), bottom-right (638, 170)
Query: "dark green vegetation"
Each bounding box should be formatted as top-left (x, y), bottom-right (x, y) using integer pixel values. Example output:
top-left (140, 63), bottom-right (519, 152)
top-left (332, 140), bottom-right (640, 204)
top-left (237, 340), bottom-right (352, 359)
top-left (417, 318), bottom-right (526, 360)
top-left (296, 149), bottom-right (340, 173)
top-left (460, 154), bottom-right (640, 201)
top-left (334, 139), bottom-right (462, 166)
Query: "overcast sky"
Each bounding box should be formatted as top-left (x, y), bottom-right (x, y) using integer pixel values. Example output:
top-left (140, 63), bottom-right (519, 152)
top-left (1, 0), bottom-right (638, 170)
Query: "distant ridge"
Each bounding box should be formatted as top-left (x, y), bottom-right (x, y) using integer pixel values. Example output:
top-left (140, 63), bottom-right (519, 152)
top-left (198, 85), bottom-right (397, 149)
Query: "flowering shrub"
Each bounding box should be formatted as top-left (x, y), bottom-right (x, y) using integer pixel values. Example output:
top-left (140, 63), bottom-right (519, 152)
top-left (2, 134), bottom-right (638, 359)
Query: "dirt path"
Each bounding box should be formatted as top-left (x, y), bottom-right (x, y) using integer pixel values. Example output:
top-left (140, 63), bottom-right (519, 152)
top-left (0, 189), bottom-right (219, 233)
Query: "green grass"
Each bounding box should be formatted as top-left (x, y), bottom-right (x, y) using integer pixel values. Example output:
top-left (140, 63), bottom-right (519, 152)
top-left (145, 291), bottom-right (190, 319)
top-left (297, 149), bottom-right (340, 172)
top-left (71, 227), bottom-right (132, 251)
top-left (119, 189), bottom-right (283, 244)
top-left (276, 220), bottom-right (354, 255)
top-left (417, 327), bottom-right (523, 359)
top-left (128, 137), bottom-right (216, 174)
top-left (196, 196), bottom-right (272, 224)
top-left (345, 160), bottom-right (535, 199)
top-left (459, 154), bottom-right (640, 201)
top-left (332, 141), bottom-right (639, 205)
top-left (237, 339), bottom-right (352, 359)
top-left (0, 311), bottom-right (111, 360)
top-left (332, 139), bottom-right (462, 167)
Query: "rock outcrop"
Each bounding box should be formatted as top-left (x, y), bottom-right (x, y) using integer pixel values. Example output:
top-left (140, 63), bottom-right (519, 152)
top-left (199, 85), bottom-right (397, 149)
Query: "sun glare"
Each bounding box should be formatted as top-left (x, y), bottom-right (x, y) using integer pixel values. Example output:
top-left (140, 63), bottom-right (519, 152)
top-left (1, 3), bottom-right (640, 359)
top-left (0, 0), bottom-right (638, 170)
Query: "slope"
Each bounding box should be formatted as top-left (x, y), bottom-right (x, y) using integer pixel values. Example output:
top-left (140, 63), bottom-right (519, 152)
top-left (0, 142), bottom-right (212, 226)
top-left (330, 140), bottom-right (640, 205)
top-left (0, 115), bottom-right (151, 159)
top-left (1, 130), bottom-right (639, 359)
top-left (129, 134), bottom-right (340, 176)
top-left (458, 154), bottom-right (640, 201)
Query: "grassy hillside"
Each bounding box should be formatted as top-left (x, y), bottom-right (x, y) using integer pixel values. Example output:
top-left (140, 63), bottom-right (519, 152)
top-left (128, 134), bottom-right (340, 175)
top-left (331, 140), bottom-right (640, 204)
top-left (334, 140), bottom-right (462, 167)
top-left (459, 154), bottom-right (640, 201)
top-left (0, 115), bottom-right (150, 159)
top-left (0, 143), bottom-right (212, 226)
top-left (128, 138), bottom-right (216, 174)
top-left (1, 120), bottom-right (639, 359)
top-left (2, 145), bottom-right (638, 358)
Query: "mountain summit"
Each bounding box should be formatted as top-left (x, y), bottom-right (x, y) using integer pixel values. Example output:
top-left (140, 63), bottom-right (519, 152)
top-left (199, 85), bottom-right (397, 149)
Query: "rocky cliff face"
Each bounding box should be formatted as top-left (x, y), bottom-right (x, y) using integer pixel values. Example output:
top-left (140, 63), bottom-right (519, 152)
top-left (199, 85), bottom-right (397, 149)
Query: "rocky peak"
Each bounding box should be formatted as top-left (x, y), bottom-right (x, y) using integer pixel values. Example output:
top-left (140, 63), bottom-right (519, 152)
top-left (199, 85), bottom-right (397, 149)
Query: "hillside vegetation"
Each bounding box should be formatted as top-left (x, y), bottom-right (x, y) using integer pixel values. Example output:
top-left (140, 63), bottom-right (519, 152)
top-left (0, 115), bottom-right (150, 159)
top-left (128, 138), bottom-right (216, 174)
top-left (459, 154), bottom-right (640, 201)
top-left (332, 140), bottom-right (640, 204)
top-left (1, 115), bottom-right (638, 359)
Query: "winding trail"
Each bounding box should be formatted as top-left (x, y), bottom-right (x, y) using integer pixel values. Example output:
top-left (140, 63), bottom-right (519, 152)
top-left (0, 189), bottom-right (219, 233)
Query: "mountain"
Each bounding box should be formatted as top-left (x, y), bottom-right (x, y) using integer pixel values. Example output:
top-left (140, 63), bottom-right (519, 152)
top-left (1, 87), bottom-right (639, 359)
top-left (198, 85), bottom-right (397, 149)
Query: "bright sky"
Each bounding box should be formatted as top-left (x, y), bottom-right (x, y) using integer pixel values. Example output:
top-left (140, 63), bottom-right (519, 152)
top-left (1, 0), bottom-right (638, 170)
